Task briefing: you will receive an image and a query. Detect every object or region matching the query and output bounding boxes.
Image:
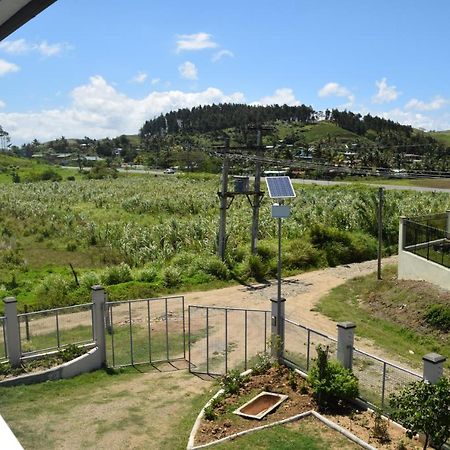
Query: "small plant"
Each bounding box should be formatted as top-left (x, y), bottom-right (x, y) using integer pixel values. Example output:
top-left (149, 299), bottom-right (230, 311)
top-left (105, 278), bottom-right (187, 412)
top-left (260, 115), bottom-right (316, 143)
top-left (424, 304), bottom-right (450, 332)
top-left (59, 344), bottom-right (85, 362)
top-left (101, 263), bottom-right (132, 286)
top-left (308, 345), bottom-right (359, 410)
top-left (396, 441), bottom-right (408, 450)
top-left (371, 409), bottom-right (391, 444)
top-left (251, 352), bottom-right (272, 375)
top-left (220, 369), bottom-right (247, 395)
top-left (162, 266), bottom-right (182, 288)
top-left (288, 369), bottom-right (298, 391)
top-left (203, 404), bottom-right (217, 421)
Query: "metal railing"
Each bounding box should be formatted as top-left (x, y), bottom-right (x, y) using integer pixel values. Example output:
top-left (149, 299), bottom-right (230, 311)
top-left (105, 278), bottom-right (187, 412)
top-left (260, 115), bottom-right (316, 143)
top-left (17, 303), bottom-right (94, 357)
top-left (404, 219), bottom-right (450, 268)
top-left (284, 318), bottom-right (337, 372)
top-left (282, 318), bottom-right (422, 411)
top-left (188, 305), bottom-right (270, 375)
top-left (407, 212), bottom-right (447, 230)
top-left (0, 316), bottom-right (7, 362)
top-left (106, 296), bottom-right (185, 368)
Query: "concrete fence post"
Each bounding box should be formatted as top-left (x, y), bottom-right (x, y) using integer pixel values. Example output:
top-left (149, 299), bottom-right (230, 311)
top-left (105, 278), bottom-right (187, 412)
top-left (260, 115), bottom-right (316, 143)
top-left (3, 297), bottom-right (21, 367)
top-left (337, 322), bottom-right (356, 371)
top-left (91, 285), bottom-right (107, 367)
top-left (399, 216), bottom-right (407, 251)
top-left (422, 353), bottom-right (446, 384)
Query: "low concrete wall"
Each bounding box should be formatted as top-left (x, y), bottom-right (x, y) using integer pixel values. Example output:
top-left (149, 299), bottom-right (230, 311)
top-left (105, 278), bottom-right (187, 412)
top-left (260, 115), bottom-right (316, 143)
top-left (0, 346), bottom-right (102, 387)
top-left (398, 250), bottom-right (450, 291)
top-left (0, 415), bottom-right (24, 449)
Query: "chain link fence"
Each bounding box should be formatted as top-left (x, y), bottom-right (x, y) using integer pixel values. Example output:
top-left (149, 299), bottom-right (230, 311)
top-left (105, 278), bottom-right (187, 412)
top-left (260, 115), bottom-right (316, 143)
top-left (188, 305), bottom-right (270, 375)
top-left (106, 296), bottom-right (185, 368)
top-left (16, 303), bottom-right (95, 357)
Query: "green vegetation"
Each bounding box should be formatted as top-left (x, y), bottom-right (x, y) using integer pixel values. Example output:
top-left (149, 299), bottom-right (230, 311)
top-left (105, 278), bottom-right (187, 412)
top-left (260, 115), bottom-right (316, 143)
top-left (0, 171), bottom-right (448, 313)
top-left (390, 378), bottom-right (450, 449)
top-left (308, 345), bottom-right (359, 410)
top-left (316, 265), bottom-right (450, 369)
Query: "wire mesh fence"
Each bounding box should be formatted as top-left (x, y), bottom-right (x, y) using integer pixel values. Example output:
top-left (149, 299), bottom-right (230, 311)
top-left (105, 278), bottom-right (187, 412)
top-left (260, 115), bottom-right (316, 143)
top-left (0, 316), bottom-right (7, 361)
top-left (404, 217), bottom-right (450, 268)
top-left (353, 348), bottom-right (422, 409)
top-left (17, 303), bottom-right (94, 356)
top-left (284, 319), bottom-right (337, 373)
top-left (188, 305), bottom-right (270, 376)
top-left (106, 296), bottom-right (185, 368)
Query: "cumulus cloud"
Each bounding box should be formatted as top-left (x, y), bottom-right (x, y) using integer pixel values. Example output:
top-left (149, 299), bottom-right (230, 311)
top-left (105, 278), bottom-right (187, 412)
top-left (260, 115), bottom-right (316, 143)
top-left (0, 38), bottom-right (71, 57)
top-left (405, 96), bottom-right (447, 111)
top-left (252, 88), bottom-right (300, 106)
top-left (178, 61), bottom-right (198, 80)
top-left (151, 78), bottom-right (160, 85)
top-left (0, 100), bottom-right (5, 108)
top-left (0, 59), bottom-right (19, 76)
top-left (212, 49), bottom-right (234, 62)
top-left (372, 78), bottom-right (400, 104)
top-left (176, 32), bottom-right (217, 52)
top-left (0, 76), bottom-right (245, 143)
top-left (318, 82), bottom-right (354, 106)
top-left (131, 71), bottom-right (148, 83)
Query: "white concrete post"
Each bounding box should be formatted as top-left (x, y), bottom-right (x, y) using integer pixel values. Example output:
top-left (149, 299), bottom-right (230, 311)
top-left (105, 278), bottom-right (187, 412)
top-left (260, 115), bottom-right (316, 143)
top-left (337, 322), bottom-right (356, 370)
top-left (3, 297), bottom-right (21, 367)
top-left (91, 285), bottom-right (107, 367)
top-left (398, 216), bottom-right (407, 251)
top-left (422, 353), bottom-right (446, 384)
top-left (270, 297), bottom-right (285, 361)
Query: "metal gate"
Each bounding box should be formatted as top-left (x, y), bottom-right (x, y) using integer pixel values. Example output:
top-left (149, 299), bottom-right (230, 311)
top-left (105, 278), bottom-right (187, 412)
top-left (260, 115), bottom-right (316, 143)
top-left (188, 305), bottom-right (270, 375)
top-left (105, 296), bottom-right (185, 368)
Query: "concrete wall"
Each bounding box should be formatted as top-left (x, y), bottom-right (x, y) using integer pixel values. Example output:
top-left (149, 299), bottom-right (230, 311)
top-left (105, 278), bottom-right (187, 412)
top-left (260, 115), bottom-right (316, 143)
top-left (0, 346), bottom-right (102, 387)
top-left (398, 250), bottom-right (450, 291)
top-left (0, 415), bottom-right (24, 450)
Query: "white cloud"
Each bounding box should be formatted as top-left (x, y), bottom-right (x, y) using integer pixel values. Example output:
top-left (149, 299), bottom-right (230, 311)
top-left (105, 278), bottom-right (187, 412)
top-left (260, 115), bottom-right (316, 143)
top-left (318, 82), bottom-right (354, 107)
top-left (405, 96), bottom-right (447, 111)
top-left (0, 59), bottom-right (19, 76)
top-left (212, 49), bottom-right (234, 62)
top-left (176, 32), bottom-right (218, 52)
top-left (372, 78), bottom-right (400, 104)
top-left (0, 38), bottom-right (71, 57)
top-left (178, 61), bottom-right (198, 80)
top-left (131, 71), bottom-right (148, 83)
top-left (151, 78), bottom-right (160, 85)
top-left (0, 76), bottom-right (245, 143)
top-left (0, 100), bottom-right (5, 108)
top-left (252, 88), bottom-right (300, 106)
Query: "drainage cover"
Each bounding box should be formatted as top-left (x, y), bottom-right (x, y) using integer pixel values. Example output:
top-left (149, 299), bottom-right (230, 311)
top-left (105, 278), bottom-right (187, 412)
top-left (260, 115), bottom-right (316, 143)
top-left (234, 391), bottom-right (288, 420)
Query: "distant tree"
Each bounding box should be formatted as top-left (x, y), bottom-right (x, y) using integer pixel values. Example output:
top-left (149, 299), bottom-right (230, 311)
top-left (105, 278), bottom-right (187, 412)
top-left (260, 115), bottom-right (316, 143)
top-left (0, 125), bottom-right (11, 151)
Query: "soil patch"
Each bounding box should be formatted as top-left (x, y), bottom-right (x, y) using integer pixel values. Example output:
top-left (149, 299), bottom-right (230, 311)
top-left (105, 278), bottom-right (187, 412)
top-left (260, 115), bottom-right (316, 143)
top-left (195, 366), bottom-right (425, 449)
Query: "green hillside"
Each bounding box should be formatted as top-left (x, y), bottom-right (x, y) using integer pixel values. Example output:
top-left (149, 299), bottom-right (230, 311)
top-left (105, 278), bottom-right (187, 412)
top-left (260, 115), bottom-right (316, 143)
top-left (429, 130), bottom-right (450, 146)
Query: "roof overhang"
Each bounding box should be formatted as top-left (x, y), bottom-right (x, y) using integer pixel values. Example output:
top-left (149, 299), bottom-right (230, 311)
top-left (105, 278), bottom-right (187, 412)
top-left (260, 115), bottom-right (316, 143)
top-left (0, 0), bottom-right (57, 41)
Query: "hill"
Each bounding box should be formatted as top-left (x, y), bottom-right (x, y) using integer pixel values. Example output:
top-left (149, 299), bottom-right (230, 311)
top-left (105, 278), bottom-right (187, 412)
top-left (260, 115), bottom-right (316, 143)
top-left (429, 130), bottom-right (450, 147)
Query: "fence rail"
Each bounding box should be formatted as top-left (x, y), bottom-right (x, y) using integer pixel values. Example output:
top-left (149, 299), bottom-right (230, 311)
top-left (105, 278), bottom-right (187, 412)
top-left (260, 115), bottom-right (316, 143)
top-left (188, 305), bottom-right (270, 375)
top-left (106, 295), bottom-right (185, 368)
top-left (404, 219), bottom-right (450, 268)
top-left (16, 303), bottom-right (94, 357)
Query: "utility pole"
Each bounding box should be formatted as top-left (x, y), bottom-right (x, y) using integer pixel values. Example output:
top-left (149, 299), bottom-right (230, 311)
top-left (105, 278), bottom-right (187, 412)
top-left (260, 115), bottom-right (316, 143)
top-left (217, 137), bottom-right (231, 261)
top-left (377, 187), bottom-right (384, 280)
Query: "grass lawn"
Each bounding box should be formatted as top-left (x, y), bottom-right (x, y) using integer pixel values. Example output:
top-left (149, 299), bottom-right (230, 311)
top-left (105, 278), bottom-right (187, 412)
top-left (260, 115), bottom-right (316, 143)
top-left (315, 264), bottom-right (450, 371)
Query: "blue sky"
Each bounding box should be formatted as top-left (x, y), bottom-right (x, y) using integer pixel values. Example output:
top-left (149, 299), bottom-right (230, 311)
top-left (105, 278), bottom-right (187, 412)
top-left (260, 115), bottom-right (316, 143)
top-left (1, 0), bottom-right (450, 144)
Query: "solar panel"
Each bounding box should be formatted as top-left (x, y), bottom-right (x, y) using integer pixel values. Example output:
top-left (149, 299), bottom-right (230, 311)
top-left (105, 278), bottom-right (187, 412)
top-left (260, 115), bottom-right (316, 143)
top-left (265, 176), bottom-right (296, 199)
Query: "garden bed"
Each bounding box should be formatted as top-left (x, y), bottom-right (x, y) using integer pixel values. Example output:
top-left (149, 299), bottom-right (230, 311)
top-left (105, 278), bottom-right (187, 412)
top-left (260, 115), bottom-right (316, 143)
top-left (193, 365), bottom-right (424, 449)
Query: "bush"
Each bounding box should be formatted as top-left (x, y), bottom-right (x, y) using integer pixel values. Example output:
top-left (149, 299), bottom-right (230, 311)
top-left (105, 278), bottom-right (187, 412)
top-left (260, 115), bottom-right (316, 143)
top-left (137, 266), bottom-right (159, 283)
top-left (79, 271), bottom-right (101, 291)
top-left (220, 369), bottom-right (247, 395)
top-left (201, 256), bottom-right (230, 280)
top-left (162, 266), bottom-right (181, 287)
top-left (87, 161), bottom-right (118, 179)
top-left (246, 254), bottom-right (268, 281)
top-left (424, 304), bottom-right (450, 331)
top-left (285, 239), bottom-right (323, 270)
top-left (251, 352), bottom-right (272, 375)
top-left (35, 274), bottom-right (72, 308)
top-left (308, 345), bottom-right (359, 409)
top-left (101, 263), bottom-right (132, 285)
top-left (256, 242), bottom-right (277, 262)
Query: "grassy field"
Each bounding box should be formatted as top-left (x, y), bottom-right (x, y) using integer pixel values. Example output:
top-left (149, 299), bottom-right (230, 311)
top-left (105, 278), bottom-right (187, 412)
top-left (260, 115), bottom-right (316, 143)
top-left (316, 264), bottom-right (450, 370)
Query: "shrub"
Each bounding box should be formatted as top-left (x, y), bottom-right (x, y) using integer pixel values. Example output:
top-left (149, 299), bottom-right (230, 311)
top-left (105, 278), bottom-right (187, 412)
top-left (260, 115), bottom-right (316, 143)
top-left (390, 378), bottom-right (450, 450)
top-left (162, 265), bottom-right (181, 288)
top-left (424, 304), bottom-right (450, 331)
top-left (246, 254), bottom-right (268, 281)
top-left (285, 238), bottom-right (323, 270)
top-left (308, 345), bottom-right (359, 409)
top-left (35, 274), bottom-right (72, 308)
top-left (79, 271), bottom-right (101, 290)
top-left (251, 352), bottom-right (272, 375)
top-left (137, 266), bottom-right (159, 283)
top-left (101, 263), bottom-right (132, 285)
top-left (202, 256), bottom-right (230, 280)
top-left (256, 242), bottom-right (277, 262)
top-left (220, 369), bottom-right (247, 395)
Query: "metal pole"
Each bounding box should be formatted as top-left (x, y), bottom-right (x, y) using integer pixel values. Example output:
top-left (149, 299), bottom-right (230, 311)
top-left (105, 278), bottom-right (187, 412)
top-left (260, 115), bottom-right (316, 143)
top-left (147, 300), bottom-right (152, 363)
top-left (377, 187), bottom-right (383, 280)
top-left (381, 362), bottom-right (387, 408)
top-left (165, 297), bottom-right (169, 361)
top-left (206, 307), bottom-right (209, 374)
top-left (55, 310), bottom-right (60, 348)
top-left (277, 216), bottom-right (282, 301)
top-left (188, 306), bottom-right (191, 372)
top-left (24, 305), bottom-right (30, 341)
top-left (218, 138), bottom-right (230, 261)
top-left (224, 309), bottom-right (228, 374)
top-left (129, 302), bottom-right (134, 365)
top-left (251, 129), bottom-right (262, 255)
top-left (244, 310), bottom-right (248, 371)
